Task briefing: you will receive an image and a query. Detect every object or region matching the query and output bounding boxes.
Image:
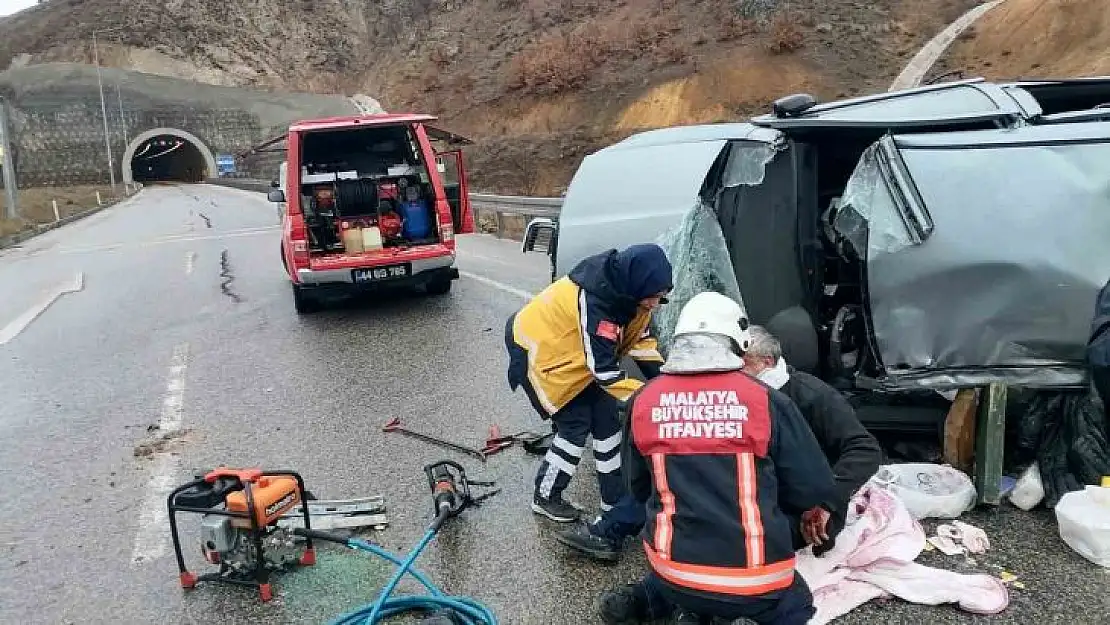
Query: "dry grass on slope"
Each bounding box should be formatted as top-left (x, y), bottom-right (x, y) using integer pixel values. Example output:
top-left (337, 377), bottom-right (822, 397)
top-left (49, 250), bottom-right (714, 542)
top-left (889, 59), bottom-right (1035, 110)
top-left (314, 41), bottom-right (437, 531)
top-left (940, 0), bottom-right (1110, 79)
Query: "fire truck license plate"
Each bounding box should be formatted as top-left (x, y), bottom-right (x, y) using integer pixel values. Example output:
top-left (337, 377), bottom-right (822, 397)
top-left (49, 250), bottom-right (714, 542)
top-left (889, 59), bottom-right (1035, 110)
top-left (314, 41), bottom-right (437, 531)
top-left (353, 264), bottom-right (410, 283)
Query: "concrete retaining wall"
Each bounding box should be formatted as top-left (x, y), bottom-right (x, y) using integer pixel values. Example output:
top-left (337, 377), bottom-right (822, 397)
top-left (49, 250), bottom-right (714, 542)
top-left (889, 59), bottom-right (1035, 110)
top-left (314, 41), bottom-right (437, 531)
top-left (0, 63), bottom-right (359, 188)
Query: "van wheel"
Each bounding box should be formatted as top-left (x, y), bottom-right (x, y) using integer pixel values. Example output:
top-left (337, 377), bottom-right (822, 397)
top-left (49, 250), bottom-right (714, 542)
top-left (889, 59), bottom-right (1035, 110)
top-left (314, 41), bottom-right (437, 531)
top-left (425, 278), bottom-right (452, 296)
top-left (292, 284), bottom-right (319, 314)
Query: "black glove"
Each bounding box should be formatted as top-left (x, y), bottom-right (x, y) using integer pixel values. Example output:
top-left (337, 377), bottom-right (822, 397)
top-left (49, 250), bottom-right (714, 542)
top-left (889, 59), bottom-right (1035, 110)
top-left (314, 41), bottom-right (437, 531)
top-left (638, 360), bottom-right (662, 381)
top-left (616, 398), bottom-right (632, 428)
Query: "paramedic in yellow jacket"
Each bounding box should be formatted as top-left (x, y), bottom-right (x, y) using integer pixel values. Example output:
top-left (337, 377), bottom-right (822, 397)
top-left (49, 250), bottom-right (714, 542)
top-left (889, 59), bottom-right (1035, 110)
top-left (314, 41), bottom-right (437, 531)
top-left (505, 243), bottom-right (673, 524)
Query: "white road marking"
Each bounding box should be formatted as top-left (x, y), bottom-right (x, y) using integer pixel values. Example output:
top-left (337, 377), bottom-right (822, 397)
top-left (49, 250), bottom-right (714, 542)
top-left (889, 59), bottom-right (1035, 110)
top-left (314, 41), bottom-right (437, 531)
top-left (457, 249), bottom-right (528, 269)
top-left (131, 342), bottom-right (190, 564)
top-left (185, 251), bottom-right (197, 276)
top-left (130, 454), bottom-right (181, 565)
top-left (50, 226), bottom-right (279, 256)
top-left (459, 270), bottom-right (535, 300)
top-left (160, 343), bottom-right (189, 433)
top-left (0, 272), bottom-right (85, 346)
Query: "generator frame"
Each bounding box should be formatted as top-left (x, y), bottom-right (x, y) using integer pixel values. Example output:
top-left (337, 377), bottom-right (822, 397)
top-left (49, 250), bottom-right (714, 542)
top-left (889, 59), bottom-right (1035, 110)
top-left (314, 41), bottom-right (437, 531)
top-left (166, 467), bottom-right (316, 602)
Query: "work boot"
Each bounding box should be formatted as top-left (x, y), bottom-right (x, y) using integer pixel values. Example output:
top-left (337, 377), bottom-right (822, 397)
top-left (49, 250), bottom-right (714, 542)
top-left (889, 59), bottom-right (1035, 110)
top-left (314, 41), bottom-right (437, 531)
top-left (598, 583), bottom-right (647, 625)
top-left (556, 519), bottom-right (621, 561)
top-left (531, 493), bottom-right (581, 522)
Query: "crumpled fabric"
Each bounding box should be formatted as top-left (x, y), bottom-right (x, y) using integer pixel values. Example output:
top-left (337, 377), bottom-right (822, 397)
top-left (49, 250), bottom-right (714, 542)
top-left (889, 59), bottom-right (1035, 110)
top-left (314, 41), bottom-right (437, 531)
top-left (659, 333), bottom-right (743, 375)
top-left (795, 485), bottom-right (1009, 624)
top-left (1014, 388), bottom-right (1110, 507)
top-left (936, 520), bottom-right (990, 555)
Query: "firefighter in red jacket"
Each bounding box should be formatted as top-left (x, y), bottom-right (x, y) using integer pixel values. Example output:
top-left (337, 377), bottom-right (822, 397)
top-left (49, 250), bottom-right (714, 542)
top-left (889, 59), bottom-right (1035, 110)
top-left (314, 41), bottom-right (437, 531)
top-left (599, 291), bottom-right (838, 625)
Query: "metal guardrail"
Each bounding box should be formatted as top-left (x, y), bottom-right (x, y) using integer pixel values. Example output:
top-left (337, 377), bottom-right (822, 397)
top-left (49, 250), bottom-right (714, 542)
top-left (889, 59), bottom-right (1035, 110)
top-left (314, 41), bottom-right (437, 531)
top-left (206, 178), bottom-right (564, 240)
top-left (469, 193), bottom-right (561, 217)
top-left (469, 193), bottom-right (561, 240)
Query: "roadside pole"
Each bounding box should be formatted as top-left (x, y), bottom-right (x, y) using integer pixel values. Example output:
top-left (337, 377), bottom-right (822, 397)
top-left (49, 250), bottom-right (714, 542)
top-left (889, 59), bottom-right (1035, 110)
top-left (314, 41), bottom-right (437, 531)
top-left (92, 31), bottom-right (117, 193)
top-left (0, 96), bottom-right (18, 220)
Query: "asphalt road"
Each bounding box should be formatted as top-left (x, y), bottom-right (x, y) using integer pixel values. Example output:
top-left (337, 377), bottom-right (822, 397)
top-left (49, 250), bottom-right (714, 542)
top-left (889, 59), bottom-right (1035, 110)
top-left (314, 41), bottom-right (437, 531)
top-left (0, 184), bottom-right (1106, 624)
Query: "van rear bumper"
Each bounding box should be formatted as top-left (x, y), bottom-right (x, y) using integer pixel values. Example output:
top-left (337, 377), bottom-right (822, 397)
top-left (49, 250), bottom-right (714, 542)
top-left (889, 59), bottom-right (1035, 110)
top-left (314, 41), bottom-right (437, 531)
top-left (296, 254), bottom-right (456, 286)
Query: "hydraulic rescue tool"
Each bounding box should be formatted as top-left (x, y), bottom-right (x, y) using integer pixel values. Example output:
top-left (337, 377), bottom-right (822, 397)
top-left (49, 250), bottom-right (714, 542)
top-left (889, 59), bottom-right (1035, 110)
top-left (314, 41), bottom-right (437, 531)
top-left (167, 467), bottom-right (317, 602)
top-left (294, 460), bottom-right (500, 625)
top-left (483, 425), bottom-right (549, 456)
top-left (383, 417), bottom-right (491, 461)
top-left (383, 417), bottom-right (549, 461)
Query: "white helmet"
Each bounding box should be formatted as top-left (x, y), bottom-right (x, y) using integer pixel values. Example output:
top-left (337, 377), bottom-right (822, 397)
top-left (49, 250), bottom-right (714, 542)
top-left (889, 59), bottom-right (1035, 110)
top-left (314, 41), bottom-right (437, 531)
top-left (672, 291), bottom-right (752, 353)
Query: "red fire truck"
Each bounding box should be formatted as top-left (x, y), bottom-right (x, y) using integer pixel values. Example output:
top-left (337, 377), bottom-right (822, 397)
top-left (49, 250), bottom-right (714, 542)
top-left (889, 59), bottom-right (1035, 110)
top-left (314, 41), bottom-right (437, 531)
top-left (263, 113), bottom-right (474, 313)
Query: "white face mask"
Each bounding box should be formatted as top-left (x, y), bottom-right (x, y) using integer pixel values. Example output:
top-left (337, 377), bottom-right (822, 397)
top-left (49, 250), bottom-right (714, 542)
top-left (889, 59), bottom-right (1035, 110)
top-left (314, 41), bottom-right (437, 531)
top-left (754, 357), bottom-right (790, 389)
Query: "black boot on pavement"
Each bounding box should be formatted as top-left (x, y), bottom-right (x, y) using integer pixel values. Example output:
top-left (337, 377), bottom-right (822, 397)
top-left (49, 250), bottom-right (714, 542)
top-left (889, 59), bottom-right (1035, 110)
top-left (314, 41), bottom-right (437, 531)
top-left (531, 494), bottom-right (581, 523)
top-left (556, 519), bottom-right (622, 561)
top-left (598, 583), bottom-right (647, 625)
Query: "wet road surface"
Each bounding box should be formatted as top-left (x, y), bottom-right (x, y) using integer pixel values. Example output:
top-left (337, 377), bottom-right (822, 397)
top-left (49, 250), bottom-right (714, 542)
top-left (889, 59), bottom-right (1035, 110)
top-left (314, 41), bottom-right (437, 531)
top-left (0, 184), bottom-right (1107, 624)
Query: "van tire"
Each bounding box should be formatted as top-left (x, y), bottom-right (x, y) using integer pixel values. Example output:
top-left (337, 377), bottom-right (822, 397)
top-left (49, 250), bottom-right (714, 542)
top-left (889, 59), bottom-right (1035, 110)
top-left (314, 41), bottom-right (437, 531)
top-left (292, 284), bottom-right (319, 314)
top-left (426, 278), bottom-right (452, 296)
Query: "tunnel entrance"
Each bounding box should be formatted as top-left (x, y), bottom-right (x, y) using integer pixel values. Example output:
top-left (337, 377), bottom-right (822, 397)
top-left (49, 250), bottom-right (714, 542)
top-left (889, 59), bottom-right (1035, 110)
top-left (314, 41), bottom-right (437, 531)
top-left (122, 128), bottom-right (218, 185)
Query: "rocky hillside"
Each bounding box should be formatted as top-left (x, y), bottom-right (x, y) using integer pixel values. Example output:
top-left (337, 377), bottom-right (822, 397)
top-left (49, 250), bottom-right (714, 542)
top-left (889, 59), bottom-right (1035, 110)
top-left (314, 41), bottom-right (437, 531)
top-left (934, 0), bottom-right (1110, 82)
top-left (0, 0), bottom-right (983, 193)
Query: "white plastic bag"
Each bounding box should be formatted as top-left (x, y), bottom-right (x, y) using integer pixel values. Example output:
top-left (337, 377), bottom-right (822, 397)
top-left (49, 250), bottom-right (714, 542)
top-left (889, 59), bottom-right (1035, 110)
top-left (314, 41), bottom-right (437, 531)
top-left (1008, 462), bottom-right (1045, 511)
top-left (868, 463), bottom-right (977, 520)
top-left (1055, 486), bottom-right (1110, 568)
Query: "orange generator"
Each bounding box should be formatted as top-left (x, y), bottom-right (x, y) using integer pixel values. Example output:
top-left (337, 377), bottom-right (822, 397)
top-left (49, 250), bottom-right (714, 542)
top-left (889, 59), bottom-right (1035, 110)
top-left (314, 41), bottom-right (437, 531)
top-left (167, 467), bottom-right (316, 602)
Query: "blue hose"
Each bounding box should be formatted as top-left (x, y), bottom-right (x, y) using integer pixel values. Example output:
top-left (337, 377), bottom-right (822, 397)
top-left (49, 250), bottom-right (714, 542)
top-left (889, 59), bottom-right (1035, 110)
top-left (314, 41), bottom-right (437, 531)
top-left (328, 530), bottom-right (498, 625)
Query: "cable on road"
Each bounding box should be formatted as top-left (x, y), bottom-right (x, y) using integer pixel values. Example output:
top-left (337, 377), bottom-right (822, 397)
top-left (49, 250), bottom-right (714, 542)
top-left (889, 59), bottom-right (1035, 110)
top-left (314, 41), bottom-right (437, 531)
top-left (328, 531), bottom-right (497, 625)
top-left (297, 462), bottom-right (499, 625)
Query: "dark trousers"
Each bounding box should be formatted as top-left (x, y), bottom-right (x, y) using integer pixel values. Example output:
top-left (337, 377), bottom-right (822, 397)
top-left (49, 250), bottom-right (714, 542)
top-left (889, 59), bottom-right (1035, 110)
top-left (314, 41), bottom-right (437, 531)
top-left (638, 572), bottom-right (815, 624)
top-left (504, 315), bottom-right (628, 507)
top-left (533, 383), bottom-right (627, 507)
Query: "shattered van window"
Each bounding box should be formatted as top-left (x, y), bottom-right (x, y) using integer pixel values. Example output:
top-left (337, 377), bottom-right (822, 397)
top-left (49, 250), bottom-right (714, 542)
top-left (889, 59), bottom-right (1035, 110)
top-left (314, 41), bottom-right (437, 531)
top-left (722, 142), bottom-right (777, 188)
top-left (653, 200), bottom-right (745, 355)
top-left (833, 143), bottom-right (915, 256)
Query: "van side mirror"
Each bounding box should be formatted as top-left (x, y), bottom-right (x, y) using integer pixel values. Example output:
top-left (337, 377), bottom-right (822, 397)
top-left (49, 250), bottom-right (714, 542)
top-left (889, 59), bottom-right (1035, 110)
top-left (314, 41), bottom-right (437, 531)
top-left (267, 189), bottom-right (286, 203)
top-left (522, 217), bottom-right (557, 254)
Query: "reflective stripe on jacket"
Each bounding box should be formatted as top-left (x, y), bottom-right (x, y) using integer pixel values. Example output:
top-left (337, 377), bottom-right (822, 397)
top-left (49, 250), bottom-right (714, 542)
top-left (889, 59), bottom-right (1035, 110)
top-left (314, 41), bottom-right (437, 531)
top-left (626, 370), bottom-right (837, 598)
top-left (511, 276), bottom-right (663, 414)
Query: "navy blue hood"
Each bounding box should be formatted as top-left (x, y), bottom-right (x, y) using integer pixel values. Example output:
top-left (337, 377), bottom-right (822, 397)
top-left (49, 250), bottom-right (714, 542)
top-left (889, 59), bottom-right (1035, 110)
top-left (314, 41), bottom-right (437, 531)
top-left (568, 244), bottom-right (673, 322)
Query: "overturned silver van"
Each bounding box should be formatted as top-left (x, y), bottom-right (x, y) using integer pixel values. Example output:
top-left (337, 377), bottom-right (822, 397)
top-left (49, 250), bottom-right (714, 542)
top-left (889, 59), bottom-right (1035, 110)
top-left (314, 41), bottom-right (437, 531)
top-left (523, 77), bottom-right (1110, 433)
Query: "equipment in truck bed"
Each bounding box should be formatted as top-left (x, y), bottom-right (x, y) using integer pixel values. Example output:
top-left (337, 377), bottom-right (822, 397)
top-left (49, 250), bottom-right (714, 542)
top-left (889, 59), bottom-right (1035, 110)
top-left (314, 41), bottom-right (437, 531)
top-left (270, 113), bottom-right (475, 313)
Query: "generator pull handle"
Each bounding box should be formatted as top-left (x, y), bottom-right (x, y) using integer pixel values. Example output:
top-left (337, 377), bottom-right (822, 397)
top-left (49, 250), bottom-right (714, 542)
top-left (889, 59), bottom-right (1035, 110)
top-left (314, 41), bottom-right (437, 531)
top-left (293, 527), bottom-right (353, 546)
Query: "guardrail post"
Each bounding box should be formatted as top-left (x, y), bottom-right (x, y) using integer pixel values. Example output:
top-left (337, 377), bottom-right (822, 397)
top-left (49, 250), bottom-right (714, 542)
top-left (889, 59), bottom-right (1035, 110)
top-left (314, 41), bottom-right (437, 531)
top-left (495, 211), bottom-right (504, 239)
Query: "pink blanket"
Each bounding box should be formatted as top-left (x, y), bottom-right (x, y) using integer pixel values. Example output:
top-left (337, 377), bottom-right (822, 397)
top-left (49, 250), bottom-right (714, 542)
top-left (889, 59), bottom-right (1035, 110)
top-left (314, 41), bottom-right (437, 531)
top-left (794, 485), bottom-right (1010, 624)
